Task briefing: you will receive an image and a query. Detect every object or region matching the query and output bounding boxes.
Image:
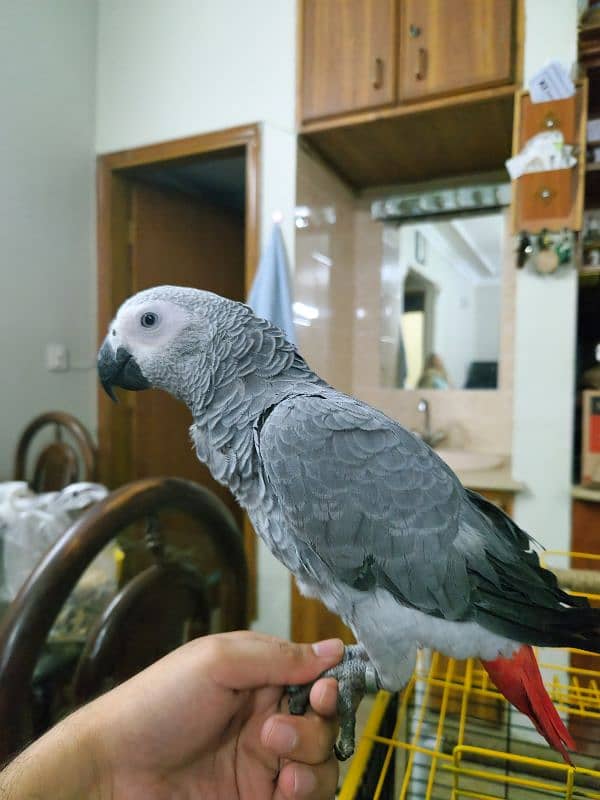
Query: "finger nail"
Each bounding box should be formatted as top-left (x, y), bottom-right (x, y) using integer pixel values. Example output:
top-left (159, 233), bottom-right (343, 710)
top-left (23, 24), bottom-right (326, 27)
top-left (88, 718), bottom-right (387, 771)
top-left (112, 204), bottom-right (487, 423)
top-left (312, 638), bottom-right (344, 659)
top-left (263, 719), bottom-right (298, 753)
top-left (317, 679), bottom-right (337, 706)
top-left (294, 765), bottom-right (317, 796)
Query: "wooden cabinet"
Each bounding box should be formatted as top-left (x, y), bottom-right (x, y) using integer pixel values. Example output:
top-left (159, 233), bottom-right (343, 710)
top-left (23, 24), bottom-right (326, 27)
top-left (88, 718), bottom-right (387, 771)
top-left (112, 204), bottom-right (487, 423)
top-left (301, 0), bottom-right (397, 121)
top-left (399, 0), bottom-right (514, 102)
top-left (299, 0), bottom-right (517, 125)
top-left (568, 495), bottom-right (600, 755)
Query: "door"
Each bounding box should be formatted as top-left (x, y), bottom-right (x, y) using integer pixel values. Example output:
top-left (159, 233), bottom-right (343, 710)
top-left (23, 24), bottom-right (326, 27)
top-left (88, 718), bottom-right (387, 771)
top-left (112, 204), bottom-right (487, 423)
top-left (128, 181), bottom-right (245, 527)
top-left (301, 0), bottom-right (397, 122)
top-left (399, 0), bottom-right (514, 102)
top-left (292, 583), bottom-right (355, 645)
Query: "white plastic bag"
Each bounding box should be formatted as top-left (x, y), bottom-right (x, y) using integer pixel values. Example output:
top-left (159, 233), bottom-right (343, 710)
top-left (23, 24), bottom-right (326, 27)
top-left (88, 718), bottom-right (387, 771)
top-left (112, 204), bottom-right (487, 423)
top-left (0, 482), bottom-right (109, 602)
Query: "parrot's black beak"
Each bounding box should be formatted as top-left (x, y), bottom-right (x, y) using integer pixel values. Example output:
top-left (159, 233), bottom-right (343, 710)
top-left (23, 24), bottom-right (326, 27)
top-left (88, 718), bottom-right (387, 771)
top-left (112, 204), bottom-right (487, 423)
top-left (97, 341), bottom-right (150, 402)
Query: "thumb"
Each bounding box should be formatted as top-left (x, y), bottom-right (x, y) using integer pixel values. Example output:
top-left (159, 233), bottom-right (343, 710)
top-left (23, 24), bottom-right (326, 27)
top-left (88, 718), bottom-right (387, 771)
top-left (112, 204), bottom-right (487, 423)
top-left (205, 632), bottom-right (344, 691)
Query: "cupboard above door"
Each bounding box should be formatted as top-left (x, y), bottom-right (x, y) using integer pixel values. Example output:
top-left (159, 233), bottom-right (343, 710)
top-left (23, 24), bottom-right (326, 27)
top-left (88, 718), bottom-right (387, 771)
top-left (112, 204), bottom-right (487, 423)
top-left (399, 0), bottom-right (514, 102)
top-left (300, 0), bottom-right (397, 121)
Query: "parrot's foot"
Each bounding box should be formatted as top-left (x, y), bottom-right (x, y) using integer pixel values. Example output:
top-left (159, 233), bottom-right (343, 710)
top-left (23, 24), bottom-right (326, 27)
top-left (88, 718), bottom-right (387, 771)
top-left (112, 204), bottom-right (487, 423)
top-left (287, 644), bottom-right (380, 761)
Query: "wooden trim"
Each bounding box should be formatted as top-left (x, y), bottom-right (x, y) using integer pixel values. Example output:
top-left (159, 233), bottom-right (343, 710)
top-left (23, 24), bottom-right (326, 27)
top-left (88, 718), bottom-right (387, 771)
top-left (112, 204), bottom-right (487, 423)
top-left (97, 165), bottom-right (134, 488)
top-left (101, 124), bottom-right (260, 171)
top-left (509, 84), bottom-right (522, 235)
top-left (97, 123), bottom-right (261, 620)
top-left (296, 0), bottom-right (305, 131)
top-left (300, 82), bottom-right (519, 134)
top-left (514, 0), bottom-right (525, 88)
top-left (244, 129), bottom-right (261, 288)
top-left (575, 78), bottom-right (589, 230)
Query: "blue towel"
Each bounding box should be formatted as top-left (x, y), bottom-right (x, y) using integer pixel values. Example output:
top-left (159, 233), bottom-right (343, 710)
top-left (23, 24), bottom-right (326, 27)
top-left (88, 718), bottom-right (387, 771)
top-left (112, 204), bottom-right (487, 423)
top-left (247, 222), bottom-right (297, 345)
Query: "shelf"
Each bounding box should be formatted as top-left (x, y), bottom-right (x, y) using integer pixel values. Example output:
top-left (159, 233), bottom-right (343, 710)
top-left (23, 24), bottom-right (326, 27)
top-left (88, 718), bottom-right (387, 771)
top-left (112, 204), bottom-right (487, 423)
top-left (579, 21), bottom-right (600, 71)
top-left (300, 86), bottom-right (516, 189)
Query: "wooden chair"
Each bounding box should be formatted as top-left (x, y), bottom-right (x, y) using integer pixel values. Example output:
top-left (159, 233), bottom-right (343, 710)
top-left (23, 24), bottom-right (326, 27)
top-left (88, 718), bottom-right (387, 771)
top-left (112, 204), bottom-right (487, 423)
top-left (0, 477), bottom-right (247, 762)
top-left (13, 411), bottom-right (97, 492)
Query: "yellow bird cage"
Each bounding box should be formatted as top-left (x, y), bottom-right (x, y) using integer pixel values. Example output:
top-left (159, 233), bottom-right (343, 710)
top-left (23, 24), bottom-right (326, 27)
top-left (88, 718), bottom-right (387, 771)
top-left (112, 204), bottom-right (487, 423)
top-left (339, 552), bottom-right (600, 800)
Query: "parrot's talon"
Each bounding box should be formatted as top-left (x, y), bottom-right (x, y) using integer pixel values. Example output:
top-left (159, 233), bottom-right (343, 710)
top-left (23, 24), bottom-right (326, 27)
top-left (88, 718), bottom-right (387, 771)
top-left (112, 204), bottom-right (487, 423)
top-left (334, 740), bottom-right (353, 761)
top-left (286, 683), bottom-right (312, 715)
top-left (286, 645), bottom-right (377, 761)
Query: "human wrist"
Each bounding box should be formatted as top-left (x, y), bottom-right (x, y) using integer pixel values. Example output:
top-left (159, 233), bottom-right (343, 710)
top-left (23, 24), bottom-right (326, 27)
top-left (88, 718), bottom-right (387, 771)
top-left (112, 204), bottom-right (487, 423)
top-left (0, 703), bottom-right (109, 800)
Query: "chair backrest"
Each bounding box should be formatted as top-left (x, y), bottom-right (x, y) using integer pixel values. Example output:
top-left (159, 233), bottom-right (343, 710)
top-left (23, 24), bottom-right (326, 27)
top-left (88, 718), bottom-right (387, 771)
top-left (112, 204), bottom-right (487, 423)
top-left (14, 411), bottom-right (97, 492)
top-left (0, 477), bottom-right (247, 762)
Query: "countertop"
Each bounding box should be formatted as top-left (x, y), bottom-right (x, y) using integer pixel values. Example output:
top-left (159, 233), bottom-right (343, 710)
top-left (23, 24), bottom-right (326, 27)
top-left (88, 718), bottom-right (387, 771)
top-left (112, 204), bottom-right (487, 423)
top-left (455, 467), bottom-right (526, 493)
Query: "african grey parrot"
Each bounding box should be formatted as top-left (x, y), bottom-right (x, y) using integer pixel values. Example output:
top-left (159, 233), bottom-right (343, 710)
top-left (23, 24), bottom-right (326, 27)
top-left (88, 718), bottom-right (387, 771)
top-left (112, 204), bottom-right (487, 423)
top-left (98, 285), bottom-right (599, 762)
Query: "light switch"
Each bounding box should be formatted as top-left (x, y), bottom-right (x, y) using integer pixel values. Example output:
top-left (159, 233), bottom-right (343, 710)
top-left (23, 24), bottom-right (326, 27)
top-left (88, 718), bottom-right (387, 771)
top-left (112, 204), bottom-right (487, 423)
top-left (46, 343), bottom-right (69, 372)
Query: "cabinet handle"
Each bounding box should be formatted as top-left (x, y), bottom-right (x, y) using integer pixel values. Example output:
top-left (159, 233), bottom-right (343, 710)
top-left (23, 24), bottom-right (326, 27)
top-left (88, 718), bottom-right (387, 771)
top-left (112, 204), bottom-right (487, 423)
top-left (372, 57), bottom-right (384, 89)
top-left (416, 47), bottom-right (427, 81)
top-left (409, 24), bottom-right (421, 37)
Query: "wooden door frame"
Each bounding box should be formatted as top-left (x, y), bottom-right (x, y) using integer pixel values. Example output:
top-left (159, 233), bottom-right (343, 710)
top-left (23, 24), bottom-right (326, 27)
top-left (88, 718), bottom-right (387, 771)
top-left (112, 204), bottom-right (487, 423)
top-left (96, 123), bottom-right (261, 617)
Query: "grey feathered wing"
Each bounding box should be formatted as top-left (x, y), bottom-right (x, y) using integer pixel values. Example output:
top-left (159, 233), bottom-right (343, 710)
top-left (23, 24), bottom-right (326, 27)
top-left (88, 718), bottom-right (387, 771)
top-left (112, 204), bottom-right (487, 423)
top-left (259, 390), bottom-right (472, 620)
top-left (258, 391), bottom-right (600, 650)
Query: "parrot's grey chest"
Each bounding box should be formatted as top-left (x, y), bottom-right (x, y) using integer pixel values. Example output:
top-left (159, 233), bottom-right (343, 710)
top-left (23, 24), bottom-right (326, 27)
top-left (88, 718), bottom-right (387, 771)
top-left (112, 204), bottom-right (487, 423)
top-left (190, 419), bottom-right (303, 570)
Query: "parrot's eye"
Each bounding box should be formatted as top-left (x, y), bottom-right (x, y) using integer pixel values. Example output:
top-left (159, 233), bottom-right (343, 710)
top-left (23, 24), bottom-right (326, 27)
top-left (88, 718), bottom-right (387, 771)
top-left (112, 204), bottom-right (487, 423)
top-left (140, 312), bottom-right (159, 329)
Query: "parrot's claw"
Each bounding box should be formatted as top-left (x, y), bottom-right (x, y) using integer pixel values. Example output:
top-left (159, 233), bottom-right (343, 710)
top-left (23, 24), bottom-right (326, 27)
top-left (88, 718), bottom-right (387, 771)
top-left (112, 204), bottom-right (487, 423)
top-left (287, 682), bottom-right (312, 715)
top-left (286, 645), bottom-right (380, 761)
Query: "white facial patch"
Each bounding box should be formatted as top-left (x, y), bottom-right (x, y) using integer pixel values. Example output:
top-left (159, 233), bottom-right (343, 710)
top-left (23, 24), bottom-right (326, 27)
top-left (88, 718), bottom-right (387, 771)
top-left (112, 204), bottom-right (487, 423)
top-left (113, 299), bottom-right (190, 354)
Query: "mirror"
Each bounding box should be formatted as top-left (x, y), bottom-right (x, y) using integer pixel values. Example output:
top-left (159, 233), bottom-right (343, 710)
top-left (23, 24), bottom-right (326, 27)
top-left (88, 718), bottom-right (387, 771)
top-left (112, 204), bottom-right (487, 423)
top-left (380, 210), bottom-right (504, 391)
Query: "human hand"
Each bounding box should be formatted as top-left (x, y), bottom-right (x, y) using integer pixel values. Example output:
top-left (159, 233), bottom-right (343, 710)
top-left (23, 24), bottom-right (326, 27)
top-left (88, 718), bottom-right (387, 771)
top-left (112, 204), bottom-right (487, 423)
top-left (92, 630), bottom-right (343, 799)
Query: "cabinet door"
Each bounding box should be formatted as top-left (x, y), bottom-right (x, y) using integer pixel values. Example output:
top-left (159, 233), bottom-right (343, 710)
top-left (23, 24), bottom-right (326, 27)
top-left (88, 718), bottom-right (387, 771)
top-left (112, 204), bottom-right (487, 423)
top-left (399, 0), bottom-right (514, 102)
top-left (301, 0), bottom-right (397, 122)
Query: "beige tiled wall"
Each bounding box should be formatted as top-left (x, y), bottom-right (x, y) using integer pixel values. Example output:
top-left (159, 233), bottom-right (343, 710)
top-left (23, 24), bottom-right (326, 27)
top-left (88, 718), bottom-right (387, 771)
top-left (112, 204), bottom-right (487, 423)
top-left (295, 149), bottom-right (515, 458)
top-left (295, 147), bottom-right (356, 395)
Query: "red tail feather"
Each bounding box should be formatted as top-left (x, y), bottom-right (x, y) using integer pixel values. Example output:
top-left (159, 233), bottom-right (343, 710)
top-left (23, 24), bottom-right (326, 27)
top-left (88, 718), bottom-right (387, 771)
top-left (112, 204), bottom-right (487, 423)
top-left (481, 645), bottom-right (575, 764)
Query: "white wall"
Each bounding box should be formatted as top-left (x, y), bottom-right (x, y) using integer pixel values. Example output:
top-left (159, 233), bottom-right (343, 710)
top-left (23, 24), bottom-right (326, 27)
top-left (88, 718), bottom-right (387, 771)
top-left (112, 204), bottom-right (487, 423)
top-left (474, 284), bottom-right (501, 361)
top-left (96, 0), bottom-right (297, 638)
top-left (0, 1), bottom-right (98, 480)
top-left (512, 0), bottom-right (579, 551)
top-left (96, 0), bottom-right (295, 149)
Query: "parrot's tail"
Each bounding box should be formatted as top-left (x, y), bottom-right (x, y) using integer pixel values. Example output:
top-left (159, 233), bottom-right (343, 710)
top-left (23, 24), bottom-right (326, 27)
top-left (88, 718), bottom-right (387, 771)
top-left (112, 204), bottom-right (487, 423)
top-left (481, 645), bottom-right (575, 764)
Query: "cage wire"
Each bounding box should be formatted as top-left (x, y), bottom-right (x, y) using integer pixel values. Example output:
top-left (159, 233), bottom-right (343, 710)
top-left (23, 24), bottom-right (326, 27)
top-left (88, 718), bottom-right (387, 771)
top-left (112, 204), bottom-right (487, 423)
top-left (339, 551), bottom-right (600, 800)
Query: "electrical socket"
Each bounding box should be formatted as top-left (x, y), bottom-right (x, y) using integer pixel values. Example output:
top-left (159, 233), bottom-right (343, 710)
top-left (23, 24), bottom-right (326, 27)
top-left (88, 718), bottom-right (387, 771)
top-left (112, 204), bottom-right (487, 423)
top-left (46, 343), bottom-right (69, 372)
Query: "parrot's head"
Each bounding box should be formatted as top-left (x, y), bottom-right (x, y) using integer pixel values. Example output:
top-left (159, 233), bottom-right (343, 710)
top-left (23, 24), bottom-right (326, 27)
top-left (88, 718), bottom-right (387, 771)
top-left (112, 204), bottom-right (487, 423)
top-left (97, 285), bottom-right (239, 403)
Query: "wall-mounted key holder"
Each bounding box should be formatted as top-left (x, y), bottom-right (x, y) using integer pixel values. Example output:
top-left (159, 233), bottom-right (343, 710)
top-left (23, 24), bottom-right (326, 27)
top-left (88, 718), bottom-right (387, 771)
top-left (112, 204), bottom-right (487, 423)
top-left (511, 80), bottom-right (588, 234)
top-left (515, 228), bottom-right (575, 274)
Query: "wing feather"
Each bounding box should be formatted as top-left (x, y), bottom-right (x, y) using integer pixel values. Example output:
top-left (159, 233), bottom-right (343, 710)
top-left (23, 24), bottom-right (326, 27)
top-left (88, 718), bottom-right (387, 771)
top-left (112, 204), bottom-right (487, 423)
top-left (259, 390), bottom-right (472, 619)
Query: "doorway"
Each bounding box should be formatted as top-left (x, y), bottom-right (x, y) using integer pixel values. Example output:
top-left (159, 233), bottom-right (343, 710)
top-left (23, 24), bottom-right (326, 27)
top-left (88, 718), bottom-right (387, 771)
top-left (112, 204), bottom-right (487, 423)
top-left (97, 124), bottom-right (260, 615)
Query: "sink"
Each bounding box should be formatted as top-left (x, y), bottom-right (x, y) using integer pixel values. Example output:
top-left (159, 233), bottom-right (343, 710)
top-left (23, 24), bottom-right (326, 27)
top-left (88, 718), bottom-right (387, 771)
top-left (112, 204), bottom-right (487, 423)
top-left (435, 449), bottom-right (505, 472)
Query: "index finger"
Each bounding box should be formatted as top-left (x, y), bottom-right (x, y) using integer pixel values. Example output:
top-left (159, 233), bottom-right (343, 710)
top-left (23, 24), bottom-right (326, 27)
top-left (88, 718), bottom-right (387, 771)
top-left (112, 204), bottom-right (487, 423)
top-left (203, 631), bottom-right (344, 691)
